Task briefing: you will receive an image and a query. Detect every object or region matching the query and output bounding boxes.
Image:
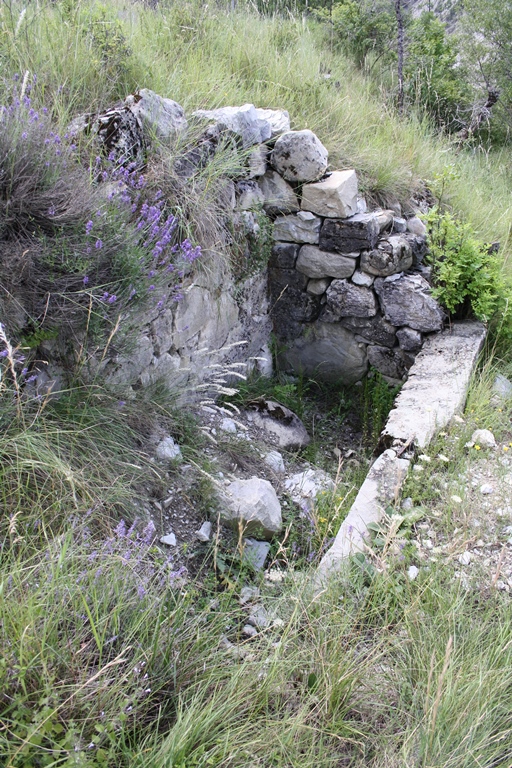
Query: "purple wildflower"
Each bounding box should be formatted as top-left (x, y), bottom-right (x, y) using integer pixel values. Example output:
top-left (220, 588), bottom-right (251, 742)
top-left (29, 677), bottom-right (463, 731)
top-left (95, 239), bottom-right (103, 249)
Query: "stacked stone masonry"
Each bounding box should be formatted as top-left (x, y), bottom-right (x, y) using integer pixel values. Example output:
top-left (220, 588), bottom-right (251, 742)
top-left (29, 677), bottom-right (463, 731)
top-left (67, 92), bottom-right (445, 392)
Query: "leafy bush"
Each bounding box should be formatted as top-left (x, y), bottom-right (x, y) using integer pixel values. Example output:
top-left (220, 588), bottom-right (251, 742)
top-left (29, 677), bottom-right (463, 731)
top-left (425, 206), bottom-right (512, 328)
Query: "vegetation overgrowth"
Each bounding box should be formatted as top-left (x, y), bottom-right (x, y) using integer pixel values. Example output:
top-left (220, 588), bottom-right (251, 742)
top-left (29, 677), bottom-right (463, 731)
top-left (1, 0), bottom-right (512, 766)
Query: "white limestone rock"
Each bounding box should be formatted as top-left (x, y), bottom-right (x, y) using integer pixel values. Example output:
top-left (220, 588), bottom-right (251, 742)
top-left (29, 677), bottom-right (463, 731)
top-left (301, 170), bottom-right (358, 218)
top-left (221, 477), bottom-right (282, 540)
top-left (407, 216), bottom-right (427, 237)
top-left (360, 235), bottom-right (413, 277)
top-left (254, 107), bottom-right (290, 137)
top-left (235, 180), bottom-right (265, 210)
top-left (156, 436), bottom-right (182, 460)
top-left (192, 103), bottom-right (271, 147)
top-left (296, 245), bottom-right (357, 279)
top-left (263, 450), bottom-right (286, 474)
top-left (126, 89), bottom-right (187, 140)
top-left (271, 130), bottom-right (328, 183)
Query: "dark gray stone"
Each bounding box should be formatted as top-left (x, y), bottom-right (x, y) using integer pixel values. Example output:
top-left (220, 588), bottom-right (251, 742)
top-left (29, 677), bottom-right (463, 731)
top-left (360, 235), bottom-right (413, 277)
top-left (280, 322), bottom-right (368, 384)
top-left (374, 274), bottom-right (445, 332)
top-left (396, 327), bottom-right (422, 353)
top-left (269, 268), bottom-right (320, 337)
top-left (324, 279), bottom-right (378, 318)
top-left (319, 213), bottom-right (380, 254)
top-left (367, 346), bottom-right (415, 380)
top-left (273, 211), bottom-right (321, 244)
top-left (270, 242), bottom-right (300, 270)
top-left (338, 314), bottom-right (397, 348)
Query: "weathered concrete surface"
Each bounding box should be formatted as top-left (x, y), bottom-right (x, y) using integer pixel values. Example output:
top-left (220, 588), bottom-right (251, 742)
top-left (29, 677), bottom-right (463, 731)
top-left (316, 450), bottom-right (410, 580)
top-left (315, 320), bottom-right (486, 583)
top-left (381, 321), bottom-right (486, 450)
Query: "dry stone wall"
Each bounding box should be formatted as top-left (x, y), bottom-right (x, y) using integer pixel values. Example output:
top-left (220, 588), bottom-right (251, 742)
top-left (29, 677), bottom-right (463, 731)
top-left (68, 90), bottom-right (446, 393)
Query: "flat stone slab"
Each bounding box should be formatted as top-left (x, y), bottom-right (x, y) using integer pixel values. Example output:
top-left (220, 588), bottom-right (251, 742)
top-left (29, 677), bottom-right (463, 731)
top-left (316, 450), bottom-right (410, 580)
top-left (381, 321), bottom-right (486, 450)
top-left (314, 320), bottom-right (486, 584)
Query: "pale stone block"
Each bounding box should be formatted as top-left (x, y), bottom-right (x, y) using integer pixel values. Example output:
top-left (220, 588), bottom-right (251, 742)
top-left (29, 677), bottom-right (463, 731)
top-left (301, 170), bottom-right (358, 218)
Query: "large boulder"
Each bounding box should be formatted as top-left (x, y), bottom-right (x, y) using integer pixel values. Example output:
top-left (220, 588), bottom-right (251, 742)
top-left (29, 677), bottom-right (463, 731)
top-left (374, 274), bottom-right (445, 332)
top-left (221, 477), bottom-right (282, 540)
top-left (296, 245), bottom-right (357, 279)
top-left (280, 322), bottom-right (368, 384)
top-left (125, 89), bottom-right (187, 140)
top-left (271, 130), bottom-right (328, 183)
top-left (301, 170), bottom-right (358, 218)
top-left (323, 279), bottom-right (378, 318)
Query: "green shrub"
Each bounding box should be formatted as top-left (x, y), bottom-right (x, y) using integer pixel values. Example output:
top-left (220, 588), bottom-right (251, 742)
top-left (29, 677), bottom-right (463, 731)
top-left (425, 206), bottom-right (512, 330)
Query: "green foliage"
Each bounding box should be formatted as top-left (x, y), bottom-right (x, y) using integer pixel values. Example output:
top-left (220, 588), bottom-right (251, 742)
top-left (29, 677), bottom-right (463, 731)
top-left (425, 206), bottom-right (512, 328)
top-left (362, 370), bottom-right (401, 445)
top-left (313, 0), bottom-right (396, 68)
top-left (404, 12), bottom-right (469, 129)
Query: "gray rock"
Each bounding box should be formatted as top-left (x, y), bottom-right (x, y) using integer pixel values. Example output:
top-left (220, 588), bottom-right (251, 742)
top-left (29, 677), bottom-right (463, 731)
top-left (245, 144), bottom-right (268, 178)
top-left (156, 436), bottom-right (182, 460)
top-left (396, 327), bottom-right (422, 353)
top-left (393, 217), bottom-right (407, 233)
top-left (480, 483), bottom-right (494, 495)
top-left (270, 242), bottom-right (300, 270)
top-left (471, 428), bottom-right (496, 448)
top-left (160, 533), bottom-right (177, 547)
top-left (301, 170), bottom-right (358, 218)
top-left (248, 604), bottom-right (270, 629)
top-left (239, 586), bottom-right (260, 605)
top-left (280, 322), bottom-right (368, 384)
top-left (254, 107), bottom-right (290, 137)
top-left (324, 279), bottom-right (377, 318)
top-left (273, 211), bottom-right (321, 244)
top-left (249, 399), bottom-right (310, 449)
top-left (360, 235), bottom-right (413, 277)
top-left (257, 170), bottom-right (300, 216)
top-left (407, 565), bottom-right (419, 581)
top-left (319, 213), bottom-right (380, 253)
top-left (195, 521), bottom-right (212, 542)
top-left (296, 245), bottom-right (357, 279)
top-left (242, 624), bottom-right (259, 638)
top-left (284, 468), bottom-right (335, 510)
top-left (493, 374), bottom-right (512, 400)
top-left (221, 477), bottom-right (282, 540)
top-left (263, 450), bottom-right (286, 474)
top-left (374, 274), bottom-right (445, 332)
top-left (192, 103), bottom-right (271, 148)
top-left (242, 538), bottom-right (271, 570)
top-left (269, 267), bottom-right (320, 334)
top-left (374, 210), bottom-right (395, 233)
top-left (271, 130), bottom-right (328, 183)
top-left (351, 269), bottom-right (374, 287)
top-left (235, 180), bottom-right (265, 210)
top-left (367, 345), bottom-right (414, 380)
top-left (307, 278), bottom-right (331, 295)
top-left (93, 106), bottom-right (146, 167)
top-left (125, 89), bottom-right (187, 140)
top-left (407, 216), bottom-right (427, 237)
top-left (339, 315), bottom-right (397, 347)
top-left (220, 417), bottom-right (237, 434)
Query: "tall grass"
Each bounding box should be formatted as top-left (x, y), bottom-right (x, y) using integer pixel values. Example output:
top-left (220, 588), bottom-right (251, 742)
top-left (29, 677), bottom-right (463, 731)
top-left (1, 0), bottom-right (511, 267)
